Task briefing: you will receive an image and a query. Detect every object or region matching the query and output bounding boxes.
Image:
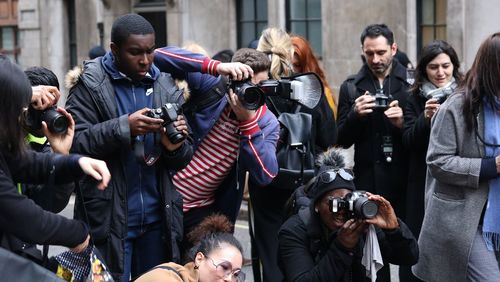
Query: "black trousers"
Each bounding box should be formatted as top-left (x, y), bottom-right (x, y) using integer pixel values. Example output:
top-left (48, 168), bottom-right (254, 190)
top-left (249, 184), bottom-right (294, 282)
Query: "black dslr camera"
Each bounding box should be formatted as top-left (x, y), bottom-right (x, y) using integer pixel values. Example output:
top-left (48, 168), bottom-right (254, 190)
top-left (370, 88), bottom-right (391, 110)
top-left (145, 103), bottom-right (185, 144)
top-left (228, 79), bottom-right (267, 110)
top-left (26, 106), bottom-right (69, 134)
top-left (328, 191), bottom-right (379, 219)
top-left (227, 72), bottom-right (324, 110)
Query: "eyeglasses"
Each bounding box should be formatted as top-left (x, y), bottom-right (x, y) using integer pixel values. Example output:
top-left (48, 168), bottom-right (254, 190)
top-left (206, 256), bottom-right (246, 282)
top-left (318, 168), bottom-right (354, 184)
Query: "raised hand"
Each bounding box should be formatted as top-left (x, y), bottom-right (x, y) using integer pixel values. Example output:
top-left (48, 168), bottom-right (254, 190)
top-left (78, 157), bottom-right (111, 190)
top-left (216, 62), bottom-right (254, 81)
top-left (385, 100), bottom-right (404, 129)
top-left (364, 193), bottom-right (399, 230)
top-left (41, 107), bottom-right (75, 155)
top-left (31, 85), bottom-right (60, 110)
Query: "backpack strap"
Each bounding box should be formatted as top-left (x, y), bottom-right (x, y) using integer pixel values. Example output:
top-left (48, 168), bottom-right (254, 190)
top-left (151, 265), bottom-right (181, 276)
top-left (183, 76), bottom-right (228, 113)
top-left (345, 75), bottom-right (358, 104)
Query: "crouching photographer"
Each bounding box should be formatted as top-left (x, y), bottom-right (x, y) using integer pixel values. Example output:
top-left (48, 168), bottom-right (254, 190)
top-left (278, 148), bottom-right (418, 282)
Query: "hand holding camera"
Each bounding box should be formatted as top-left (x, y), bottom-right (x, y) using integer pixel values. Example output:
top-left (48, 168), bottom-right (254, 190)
top-left (129, 108), bottom-right (164, 137)
top-left (384, 100), bottom-right (404, 129)
top-left (41, 107), bottom-right (75, 155)
top-left (160, 114), bottom-right (188, 152)
top-left (336, 218), bottom-right (367, 250)
top-left (31, 85), bottom-right (60, 110)
top-left (354, 92), bottom-right (377, 117)
top-left (216, 62), bottom-right (254, 81)
top-left (227, 88), bottom-right (257, 122)
top-left (364, 193), bottom-right (399, 231)
top-left (424, 98), bottom-right (440, 122)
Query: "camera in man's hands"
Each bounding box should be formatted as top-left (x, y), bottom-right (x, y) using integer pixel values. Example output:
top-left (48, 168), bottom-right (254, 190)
top-left (328, 191), bottom-right (379, 219)
top-left (228, 79), bottom-right (267, 110)
top-left (26, 106), bottom-right (69, 134)
top-left (369, 88), bottom-right (391, 110)
top-left (227, 72), bottom-right (324, 110)
top-left (145, 103), bottom-right (185, 144)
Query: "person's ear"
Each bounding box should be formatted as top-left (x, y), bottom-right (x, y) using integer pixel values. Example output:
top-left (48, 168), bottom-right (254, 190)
top-left (391, 43), bottom-right (398, 56)
top-left (110, 42), bottom-right (119, 60)
top-left (194, 251), bottom-right (204, 269)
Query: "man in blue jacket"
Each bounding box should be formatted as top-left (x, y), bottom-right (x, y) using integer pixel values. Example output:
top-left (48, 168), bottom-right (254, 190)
top-left (66, 14), bottom-right (253, 281)
top-left (154, 47), bottom-right (279, 254)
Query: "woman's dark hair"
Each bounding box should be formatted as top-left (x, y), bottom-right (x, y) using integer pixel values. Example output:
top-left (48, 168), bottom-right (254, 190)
top-left (188, 214), bottom-right (244, 260)
top-left (463, 32), bottom-right (500, 131)
top-left (0, 57), bottom-right (32, 155)
top-left (411, 40), bottom-right (462, 95)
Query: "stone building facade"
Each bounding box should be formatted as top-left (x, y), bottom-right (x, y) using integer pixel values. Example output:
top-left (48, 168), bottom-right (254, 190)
top-left (2, 0), bottom-right (500, 96)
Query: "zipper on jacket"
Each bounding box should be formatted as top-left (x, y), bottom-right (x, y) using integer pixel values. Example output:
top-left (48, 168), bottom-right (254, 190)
top-left (132, 84), bottom-right (146, 227)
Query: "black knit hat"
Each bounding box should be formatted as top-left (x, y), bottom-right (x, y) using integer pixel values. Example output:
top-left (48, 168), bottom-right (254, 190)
top-left (309, 148), bottom-right (356, 205)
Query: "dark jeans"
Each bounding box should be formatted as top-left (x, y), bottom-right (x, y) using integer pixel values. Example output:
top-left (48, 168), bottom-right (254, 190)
top-left (122, 220), bottom-right (166, 282)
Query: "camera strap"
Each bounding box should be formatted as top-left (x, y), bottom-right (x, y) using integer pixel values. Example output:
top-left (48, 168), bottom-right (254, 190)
top-left (134, 135), bottom-right (162, 166)
top-left (182, 76), bottom-right (227, 113)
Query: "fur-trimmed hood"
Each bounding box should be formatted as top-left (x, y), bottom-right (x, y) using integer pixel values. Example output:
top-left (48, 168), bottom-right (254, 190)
top-left (64, 63), bottom-right (190, 101)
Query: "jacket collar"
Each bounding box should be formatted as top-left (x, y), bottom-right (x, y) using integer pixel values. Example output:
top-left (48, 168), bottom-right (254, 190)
top-left (101, 51), bottom-right (159, 83)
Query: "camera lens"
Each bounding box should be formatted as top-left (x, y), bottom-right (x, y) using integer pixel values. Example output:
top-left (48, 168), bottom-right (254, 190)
top-left (235, 83), bottom-right (265, 110)
top-left (354, 198), bottom-right (378, 219)
top-left (41, 108), bottom-right (69, 134)
top-left (165, 122), bottom-right (185, 144)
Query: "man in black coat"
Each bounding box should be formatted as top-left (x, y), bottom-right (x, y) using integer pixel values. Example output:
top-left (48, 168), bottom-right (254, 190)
top-left (337, 24), bottom-right (409, 219)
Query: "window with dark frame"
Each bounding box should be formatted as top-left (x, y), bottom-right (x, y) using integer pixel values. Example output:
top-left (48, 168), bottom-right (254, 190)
top-left (0, 0), bottom-right (19, 61)
top-left (286, 0), bottom-right (322, 55)
top-left (135, 0), bottom-right (167, 48)
top-left (236, 0), bottom-right (268, 49)
top-left (417, 0), bottom-right (447, 55)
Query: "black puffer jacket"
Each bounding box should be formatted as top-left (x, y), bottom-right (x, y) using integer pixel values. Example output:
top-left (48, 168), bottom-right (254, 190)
top-left (0, 150), bottom-right (88, 247)
top-left (66, 58), bottom-right (192, 281)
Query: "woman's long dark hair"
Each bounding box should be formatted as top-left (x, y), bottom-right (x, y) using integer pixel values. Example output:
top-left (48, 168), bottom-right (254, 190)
top-left (463, 32), bottom-right (500, 131)
top-left (0, 57), bottom-right (32, 156)
top-left (411, 40), bottom-right (462, 95)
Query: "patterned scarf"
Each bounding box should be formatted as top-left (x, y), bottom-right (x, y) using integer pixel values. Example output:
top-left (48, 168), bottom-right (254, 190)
top-left (482, 96), bottom-right (500, 251)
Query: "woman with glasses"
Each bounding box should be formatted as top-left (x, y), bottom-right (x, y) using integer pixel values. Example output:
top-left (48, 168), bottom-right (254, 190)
top-left (136, 214), bottom-right (245, 282)
top-left (413, 33), bottom-right (500, 282)
top-left (278, 148), bottom-right (418, 281)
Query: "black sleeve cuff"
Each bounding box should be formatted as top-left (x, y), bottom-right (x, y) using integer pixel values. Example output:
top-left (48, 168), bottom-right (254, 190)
top-left (480, 158), bottom-right (497, 181)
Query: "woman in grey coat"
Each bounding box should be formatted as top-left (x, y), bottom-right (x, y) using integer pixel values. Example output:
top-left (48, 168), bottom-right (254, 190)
top-left (413, 33), bottom-right (500, 281)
